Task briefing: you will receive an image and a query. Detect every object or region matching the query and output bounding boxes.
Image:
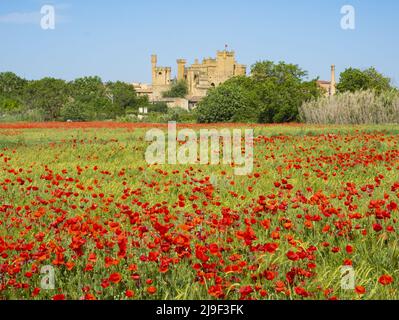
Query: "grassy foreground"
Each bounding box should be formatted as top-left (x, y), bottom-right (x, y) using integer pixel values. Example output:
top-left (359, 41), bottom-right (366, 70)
top-left (0, 123), bottom-right (398, 300)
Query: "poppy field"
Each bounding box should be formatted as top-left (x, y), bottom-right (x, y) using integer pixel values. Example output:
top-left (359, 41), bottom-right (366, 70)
top-left (0, 123), bottom-right (398, 300)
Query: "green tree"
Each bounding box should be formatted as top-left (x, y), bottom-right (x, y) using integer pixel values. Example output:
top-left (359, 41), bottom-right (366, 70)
top-left (0, 97), bottom-right (22, 113)
top-left (69, 76), bottom-right (112, 120)
top-left (251, 61), bottom-right (307, 83)
top-left (0, 72), bottom-right (27, 115)
top-left (60, 100), bottom-right (90, 121)
top-left (196, 77), bottom-right (259, 123)
top-left (24, 78), bottom-right (69, 120)
top-left (162, 80), bottom-right (188, 98)
top-left (148, 101), bottom-right (168, 113)
top-left (0, 72), bottom-right (27, 97)
top-left (105, 81), bottom-right (139, 116)
top-left (71, 76), bottom-right (105, 100)
top-left (252, 61), bottom-right (321, 123)
top-left (195, 61), bottom-right (321, 124)
top-left (337, 67), bottom-right (392, 93)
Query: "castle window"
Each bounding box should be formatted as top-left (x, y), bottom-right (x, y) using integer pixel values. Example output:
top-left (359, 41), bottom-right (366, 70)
top-left (211, 83), bottom-right (215, 87)
top-left (158, 72), bottom-right (162, 75)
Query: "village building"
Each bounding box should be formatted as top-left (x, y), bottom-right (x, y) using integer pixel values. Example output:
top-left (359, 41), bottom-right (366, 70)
top-left (317, 65), bottom-right (337, 97)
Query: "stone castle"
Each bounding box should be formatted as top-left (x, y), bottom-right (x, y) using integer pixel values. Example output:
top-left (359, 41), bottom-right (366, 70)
top-left (133, 49), bottom-right (336, 110)
top-left (134, 48), bottom-right (247, 110)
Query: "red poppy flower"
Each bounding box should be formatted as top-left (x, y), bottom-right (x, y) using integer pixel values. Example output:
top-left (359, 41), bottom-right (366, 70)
top-left (84, 294), bottom-right (96, 300)
top-left (147, 286), bottom-right (157, 294)
top-left (259, 289), bottom-right (268, 297)
top-left (294, 287), bottom-right (309, 298)
top-left (286, 251), bottom-right (299, 261)
top-left (109, 273), bottom-right (122, 284)
top-left (355, 286), bottom-right (366, 295)
top-left (345, 245), bottom-right (353, 254)
top-left (32, 288), bottom-right (40, 297)
top-left (125, 290), bottom-right (134, 298)
top-left (379, 274), bottom-right (393, 286)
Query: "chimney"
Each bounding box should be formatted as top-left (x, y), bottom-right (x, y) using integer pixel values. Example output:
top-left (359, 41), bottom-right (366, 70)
top-left (330, 65), bottom-right (336, 96)
top-left (331, 65), bottom-right (336, 84)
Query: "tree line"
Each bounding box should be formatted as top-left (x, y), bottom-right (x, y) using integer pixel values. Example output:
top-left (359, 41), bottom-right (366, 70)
top-left (196, 62), bottom-right (396, 123)
top-left (0, 73), bottom-right (150, 122)
top-left (0, 61), bottom-right (395, 123)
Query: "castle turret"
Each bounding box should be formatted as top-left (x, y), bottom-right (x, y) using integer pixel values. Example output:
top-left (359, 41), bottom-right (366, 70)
top-left (177, 59), bottom-right (186, 81)
top-left (150, 54), bottom-right (172, 98)
top-left (151, 55), bottom-right (157, 84)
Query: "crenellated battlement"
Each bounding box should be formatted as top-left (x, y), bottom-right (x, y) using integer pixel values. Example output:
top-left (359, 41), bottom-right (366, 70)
top-left (149, 48), bottom-right (247, 100)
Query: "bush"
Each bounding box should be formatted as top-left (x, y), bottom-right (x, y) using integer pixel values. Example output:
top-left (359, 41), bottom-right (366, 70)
top-left (195, 62), bottom-right (321, 124)
top-left (0, 97), bottom-right (23, 113)
top-left (162, 80), bottom-right (188, 98)
top-left (142, 108), bottom-right (195, 123)
top-left (167, 108), bottom-right (196, 123)
top-left (115, 114), bottom-right (140, 123)
top-left (0, 108), bottom-right (45, 122)
top-left (196, 79), bottom-right (259, 123)
top-left (148, 102), bottom-right (168, 113)
top-left (60, 101), bottom-right (91, 122)
top-left (299, 90), bottom-right (399, 124)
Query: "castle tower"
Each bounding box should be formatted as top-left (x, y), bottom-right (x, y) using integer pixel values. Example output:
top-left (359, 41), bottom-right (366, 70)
top-left (330, 65), bottom-right (336, 96)
top-left (165, 67), bottom-right (172, 84)
top-left (150, 54), bottom-right (172, 98)
top-left (216, 50), bottom-right (236, 83)
top-left (177, 59), bottom-right (186, 81)
top-left (151, 55), bottom-right (157, 84)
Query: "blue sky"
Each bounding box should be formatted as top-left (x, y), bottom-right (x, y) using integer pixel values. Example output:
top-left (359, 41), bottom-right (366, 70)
top-left (0, 0), bottom-right (398, 86)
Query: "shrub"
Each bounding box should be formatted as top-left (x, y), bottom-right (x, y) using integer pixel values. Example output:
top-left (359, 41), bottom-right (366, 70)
top-left (300, 90), bottom-right (399, 124)
top-left (167, 107), bottom-right (196, 123)
top-left (60, 101), bottom-right (91, 122)
top-left (162, 80), bottom-right (188, 98)
top-left (148, 102), bottom-right (168, 113)
top-left (0, 108), bottom-right (45, 122)
top-left (115, 114), bottom-right (140, 123)
top-left (195, 62), bottom-right (321, 124)
top-left (196, 79), bottom-right (259, 123)
top-left (0, 97), bottom-right (23, 113)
